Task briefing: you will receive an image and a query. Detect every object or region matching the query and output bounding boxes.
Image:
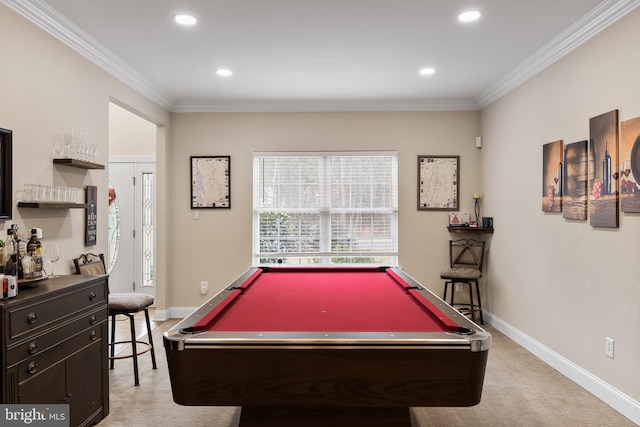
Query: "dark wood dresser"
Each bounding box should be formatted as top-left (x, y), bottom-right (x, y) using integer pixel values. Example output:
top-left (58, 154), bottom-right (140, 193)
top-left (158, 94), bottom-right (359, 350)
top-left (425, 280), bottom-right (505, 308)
top-left (0, 275), bottom-right (109, 426)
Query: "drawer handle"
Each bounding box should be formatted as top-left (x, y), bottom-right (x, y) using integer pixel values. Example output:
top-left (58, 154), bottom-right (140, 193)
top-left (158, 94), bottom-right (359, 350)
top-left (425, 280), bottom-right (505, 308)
top-left (90, 315), bottom-right (97, 325)
top-left (90, 330), bottom-right (97, 341)
top-left (27, 312), bottom-right (38, 324)
top-left (27, 361), bottom-right (38, 375)
top-left (89, 291), bottom-right (97, 301)
top-left (28, 342), bottom-right (39, 354)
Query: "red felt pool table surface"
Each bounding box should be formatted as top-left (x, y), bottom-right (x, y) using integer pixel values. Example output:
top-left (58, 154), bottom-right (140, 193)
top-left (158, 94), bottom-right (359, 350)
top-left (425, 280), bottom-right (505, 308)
top-left (164, 266), bottom-right (491, 427)
top-left (193, 267), bottom-right (459, 333)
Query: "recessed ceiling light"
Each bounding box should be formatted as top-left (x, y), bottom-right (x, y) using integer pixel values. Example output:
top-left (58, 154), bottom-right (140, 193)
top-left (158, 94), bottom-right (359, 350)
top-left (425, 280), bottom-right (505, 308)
top-left (458, 10), bottom-right (481, 22)
top-left (216, 68), bottom-right (233, 77)
top-left (419, 68), bottom-right (436, 76)
top-left (174, 14), bottom-right (197, 26)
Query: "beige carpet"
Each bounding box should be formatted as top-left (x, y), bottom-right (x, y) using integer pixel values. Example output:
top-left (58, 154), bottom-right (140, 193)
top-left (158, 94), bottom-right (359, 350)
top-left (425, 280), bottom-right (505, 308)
top-left (98, 320), bottom-right (635, 427)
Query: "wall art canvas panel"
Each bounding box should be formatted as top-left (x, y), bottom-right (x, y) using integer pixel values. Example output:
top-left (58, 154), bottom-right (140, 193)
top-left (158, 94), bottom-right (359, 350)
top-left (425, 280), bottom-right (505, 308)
top-left (620, 116), bottom-right (640, 212)
top-left (589, 110), bottom-right (619, 228)
top-left (562, 140), bottom-right (589, 220)
top-left (542, 140), bottom-right (563, 212)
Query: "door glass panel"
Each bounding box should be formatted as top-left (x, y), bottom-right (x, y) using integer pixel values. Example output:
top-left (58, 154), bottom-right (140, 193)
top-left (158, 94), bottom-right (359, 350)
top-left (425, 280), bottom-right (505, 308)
top-left (142, 172), bottom-right (154, 287)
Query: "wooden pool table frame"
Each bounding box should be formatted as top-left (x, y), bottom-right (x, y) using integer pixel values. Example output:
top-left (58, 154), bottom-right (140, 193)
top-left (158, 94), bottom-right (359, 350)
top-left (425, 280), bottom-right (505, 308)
top-left (164, 267), bottom-right (491, 426)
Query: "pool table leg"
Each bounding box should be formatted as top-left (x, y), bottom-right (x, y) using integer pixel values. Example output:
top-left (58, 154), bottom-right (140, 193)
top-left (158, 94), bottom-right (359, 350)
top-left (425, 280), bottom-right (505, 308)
top-left (239, 407), bottom-right (411, 426)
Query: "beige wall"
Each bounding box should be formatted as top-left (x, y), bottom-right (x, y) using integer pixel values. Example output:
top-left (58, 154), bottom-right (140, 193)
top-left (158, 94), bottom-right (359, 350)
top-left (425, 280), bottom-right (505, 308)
top-left (108, 102), bottom-right (156, 158)
top-left (169, 111), bottom-right (481, 308)
top-left (0, 6), bottom-right (169, 279)
top-left (481, 7), bottom-right (640, 406)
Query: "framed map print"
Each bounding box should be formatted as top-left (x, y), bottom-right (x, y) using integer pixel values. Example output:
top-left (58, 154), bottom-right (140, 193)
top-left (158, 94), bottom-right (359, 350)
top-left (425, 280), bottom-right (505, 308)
top-left (190, 156), bottom-right (231, 209)
top-left (417, 155), bottom-right (459, 210)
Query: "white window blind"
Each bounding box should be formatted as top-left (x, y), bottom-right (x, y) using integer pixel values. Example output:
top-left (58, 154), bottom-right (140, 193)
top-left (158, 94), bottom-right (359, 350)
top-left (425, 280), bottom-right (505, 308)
top-left (253, 152), bottom-right (398, 265)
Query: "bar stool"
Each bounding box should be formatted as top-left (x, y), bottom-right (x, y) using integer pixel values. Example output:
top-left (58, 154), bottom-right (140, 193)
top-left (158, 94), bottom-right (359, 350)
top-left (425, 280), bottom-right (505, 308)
top-left (440, 239), bottom-right (486, 324)
top-left (74, 253), bottom-right (157, 386)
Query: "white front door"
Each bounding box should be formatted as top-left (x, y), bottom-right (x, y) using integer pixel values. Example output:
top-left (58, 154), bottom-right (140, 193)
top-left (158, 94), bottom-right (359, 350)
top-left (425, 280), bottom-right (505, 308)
top-left (108, 161), bottom-right (156, 298)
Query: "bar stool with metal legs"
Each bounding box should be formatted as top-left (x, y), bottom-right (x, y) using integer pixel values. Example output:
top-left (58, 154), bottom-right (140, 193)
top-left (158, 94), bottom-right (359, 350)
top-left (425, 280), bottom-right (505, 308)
top-left (440, 239), bottom-right (486, 324)
top-left (107, 293), bottom-right (157, 385)
top-left (74, 253), bottom-right (157, 386)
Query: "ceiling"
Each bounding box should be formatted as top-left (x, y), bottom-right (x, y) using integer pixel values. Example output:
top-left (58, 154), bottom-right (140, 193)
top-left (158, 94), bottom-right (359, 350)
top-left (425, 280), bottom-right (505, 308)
top-left (5, 0), bottom-right (639, 112)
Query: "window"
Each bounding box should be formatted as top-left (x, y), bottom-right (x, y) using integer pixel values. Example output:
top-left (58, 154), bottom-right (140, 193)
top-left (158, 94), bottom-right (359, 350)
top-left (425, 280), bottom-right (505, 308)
top-left (253, 152), bottom-right (398, 265)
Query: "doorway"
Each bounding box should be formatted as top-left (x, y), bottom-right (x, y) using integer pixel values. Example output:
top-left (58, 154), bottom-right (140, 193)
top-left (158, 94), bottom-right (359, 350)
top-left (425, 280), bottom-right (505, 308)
top-left (108, 161), bottom-right (156, 297)
top-left (108, 102), bottom-right (157, 297)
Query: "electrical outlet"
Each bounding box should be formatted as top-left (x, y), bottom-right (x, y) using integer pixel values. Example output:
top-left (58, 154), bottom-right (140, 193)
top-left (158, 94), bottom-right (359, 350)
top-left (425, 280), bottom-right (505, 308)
top-left (605, 337), bottom-right (614, 359)
top-left (200, 280), bottom-right (208, 295)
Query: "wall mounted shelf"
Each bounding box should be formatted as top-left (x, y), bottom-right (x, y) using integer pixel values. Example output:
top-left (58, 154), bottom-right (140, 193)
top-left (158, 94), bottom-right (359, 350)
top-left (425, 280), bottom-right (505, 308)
top-left (447, 226), bottom-right (494, 234)
top-left (53, 158), bottom-right (105, 170)
top-left (18, 202), bottom-right (87, 209)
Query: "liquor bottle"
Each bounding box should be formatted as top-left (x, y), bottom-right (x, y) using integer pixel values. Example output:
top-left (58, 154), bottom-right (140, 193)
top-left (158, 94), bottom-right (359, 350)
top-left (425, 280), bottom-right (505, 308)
top-left (26, 229), bottom-right (43, 278)
top-left (602, 139), bottom-right (611, 195)
top-left (8, 225), bottom-right (24, 280)
top-left (16, 252), bottom-right (24, 280)
top-left (27, 228), bottom-right (42, 255)
top-left (3, 228), bottom-right (12, 266)
top-left (3, 228), bottom-right (15, 276)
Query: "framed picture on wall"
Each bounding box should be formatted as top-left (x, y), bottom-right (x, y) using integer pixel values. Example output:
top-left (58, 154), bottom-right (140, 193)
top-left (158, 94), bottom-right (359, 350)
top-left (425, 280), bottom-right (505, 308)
top-left (85, 185), bottom-right (97, 245)
top-left (417, 155), bottom-right (459, 210)
top-left (0, 128), bottom-right (12, 220)
top-left (190, 156), bottom-right (231, 209)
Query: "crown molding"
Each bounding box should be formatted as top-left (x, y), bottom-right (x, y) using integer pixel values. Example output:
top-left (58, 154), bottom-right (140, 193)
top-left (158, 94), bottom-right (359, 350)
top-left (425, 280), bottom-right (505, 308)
top-left (3, 0), bottom-right (639, 113)
top-left (171, 99), bottom-right (480, 113)
top-left (476, 0), bottom-right (640, 109)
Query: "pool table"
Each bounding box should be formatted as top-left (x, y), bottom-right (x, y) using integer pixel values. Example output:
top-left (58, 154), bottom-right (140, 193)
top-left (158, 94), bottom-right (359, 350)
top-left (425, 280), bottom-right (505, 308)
top-left (164, 266), bottom-right (491, 426)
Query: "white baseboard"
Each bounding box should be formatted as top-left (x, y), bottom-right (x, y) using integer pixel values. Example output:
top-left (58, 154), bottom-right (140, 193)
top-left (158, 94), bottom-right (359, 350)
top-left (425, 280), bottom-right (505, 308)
top-left (151, 309), bottom-right (170, 322)
top-left (484, 311), bottom-right (640, 425)
top-left (153, 307), bottom-right (196, 322)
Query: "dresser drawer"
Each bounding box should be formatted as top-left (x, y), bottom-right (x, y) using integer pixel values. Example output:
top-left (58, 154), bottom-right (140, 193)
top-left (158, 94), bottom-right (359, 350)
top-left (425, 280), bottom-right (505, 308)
top-left (8, 282), bottom-right (107, 342)
top-left (16, 323), bottom-right (105, 383)
top-left (6, 307), bottom-right (107, 367)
